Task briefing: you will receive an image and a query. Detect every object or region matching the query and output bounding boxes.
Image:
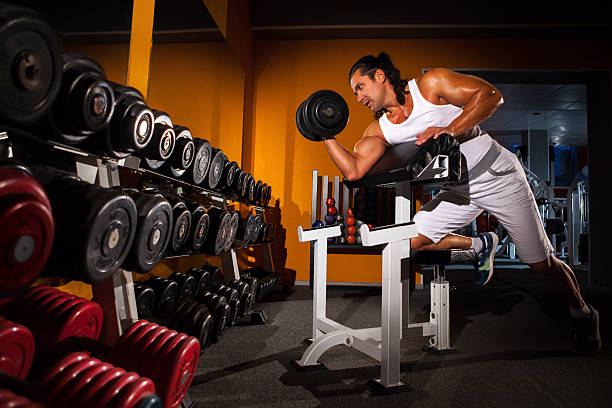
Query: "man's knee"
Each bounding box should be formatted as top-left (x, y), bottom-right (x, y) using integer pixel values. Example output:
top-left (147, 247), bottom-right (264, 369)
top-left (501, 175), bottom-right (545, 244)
top-left (411, 234), bottom-right (433, 251)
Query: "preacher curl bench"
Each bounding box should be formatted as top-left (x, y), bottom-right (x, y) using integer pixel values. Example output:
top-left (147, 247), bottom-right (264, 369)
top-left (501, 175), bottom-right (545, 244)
top-left (295, 134), bottom-right (478, 392)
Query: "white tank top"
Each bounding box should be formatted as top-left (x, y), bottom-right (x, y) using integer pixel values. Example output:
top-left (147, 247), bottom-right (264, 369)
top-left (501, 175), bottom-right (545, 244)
top-left (379, 78), bottom-right (493, 171)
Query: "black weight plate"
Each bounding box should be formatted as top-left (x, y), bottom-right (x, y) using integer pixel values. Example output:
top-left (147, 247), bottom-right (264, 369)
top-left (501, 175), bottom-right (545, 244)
top-left (186, 267), bottom-right (211, 296)
top-left (133, 283), bottom-right (156, 318)
top-left (122, 192), bottom-right (173, 274)
top-left (201, 264), bottom-right (223, 287)
top-left (204, 148), bottom-right (225, 190)
top-left (173, 299), bottom-right (200, 334)
top-left (0, 4), bottom-right (62, 126)
top-left (144, 277), bottom-right (179, 316)
top-left (202, 208), bottom-right (230, 255)
top-left (169, 272), bottom-right (196, 301)
top-left (304, 90), bottom-right (349, 139)
top-left (182, 302), bottom-right (207, 337)
top-left (164, 125), bottom-right (194, 179)
top-left (166, 198), bottom-right (191, 253)
top-left (194, 310), bottom-right (214, 350)
top-left (77, 187), bottom-right (137, 283)
top-left (187, 138), bottom-right (212, 185)
top-left (235, 169), bottom-right (246, 194)
top-left (295, 99), bottom-right (319, 141)
top-left (143, 123), bottom-right (175, 169)
top-left (186, 203), bottom-right (209, 252)
top-left (109, 83), bottom-right (154, 153)
top-left (166, 297), bottom-right (192, 330)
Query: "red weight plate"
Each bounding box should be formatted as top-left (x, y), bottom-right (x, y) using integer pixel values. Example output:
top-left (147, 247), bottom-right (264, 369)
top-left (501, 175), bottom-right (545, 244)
top-left (16, 284), bottom-right (55, 304)
top-left (41, 298), bottom-right (88, 345)
top-left (17, 290), bottom-right (66, 317)
top-left (109, 320), bottom-right (150, 364)
top-left (111, 322), bottom-right (159, 371)
top-left (0, 169), bottom-right (51, 210)
top-left (129, 326), bottom-right (169, 373)
top-left (77, 367), bottom-right (126, 407)
top-left (64, 362), bottom-right (113, 408)
top-left (53, 300), bottom-right (103, 341)
top-left (38, 295), bottom-right (80, 319)
top-left (91, 371), bottom-right (140, 408)
top-left (107, 376), bottom-right (155, 408)
top-left (137, 329), bottom-right (178, 379)
top-left (157, 336), bottom-right (200, 408)
top-left (149, 333), bottom-right (189, 408)
top-left (27, 292), bottom-right (75, 317)
top-left (41, 356), bottom-right (99, 403)
top-left (0, 320), bottom-right (35, 378)
top-left (45, 296), bottom-right (87, 320)
top-left (0, 196), bottom-right (54, 294)
top-left (51, 357), bottom-right (105, 408)
top-left (37, 352), bottom-right (89, 394)
top-left (0, 394), bottom-right (36, 407)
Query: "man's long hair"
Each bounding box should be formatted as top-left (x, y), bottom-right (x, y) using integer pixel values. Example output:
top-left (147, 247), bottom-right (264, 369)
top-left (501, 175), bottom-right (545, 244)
top-left (348, 53), bottom-right (408, 119)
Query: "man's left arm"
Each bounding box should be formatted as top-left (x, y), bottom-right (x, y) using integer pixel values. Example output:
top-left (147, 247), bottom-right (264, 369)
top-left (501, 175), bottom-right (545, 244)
top-left (415, 68), bottom-right (503, 145)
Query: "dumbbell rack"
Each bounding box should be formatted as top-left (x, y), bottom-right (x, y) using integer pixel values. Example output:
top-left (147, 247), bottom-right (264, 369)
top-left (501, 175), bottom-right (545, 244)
top-left (0, 129), bottom-right (275, 336)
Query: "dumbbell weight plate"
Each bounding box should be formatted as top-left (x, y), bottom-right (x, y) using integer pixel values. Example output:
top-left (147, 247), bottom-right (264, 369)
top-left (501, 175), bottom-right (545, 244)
top-left (194, 309), bottom-right (214, 350)
top-left (78, 367), bottom-right (126, 407)
top-left (122, 191), bottom-right (172, 274)
top-left (0, 3), bottom-right (63, 126)
top-left (133, 283), bottom-right (156, 318)
top-left (164, 125), bottom-right (194, 179)
top-left (114, 322), bottom-right (160, 372)
top-left (108, 320), bottom-right (150, 366)
top-left (166, 197), bottom-right (191, 253)
top-left (303, 90), bottom-right (350, 140)
top-left (146, 333), bottom-right (190, 408)
top-left (166, 298), bottom-right (193, 330)
top-left (124, 326), bottom-right (169, 380)
top-left (0, 318), bottom-right (35, 378)
top-left (201, 264), bottom-right (223, 287)
top-left (186, 138), bottom-right (212, 186)
top-left (110, 377), bottom-right (157, 408)
top-left (295, 100), bottom-right (318, 141)
top-left (202, 208), bottom-right (231, 255)
top-left (168, 272), bottom-right (196, 302)
top-left (239, 292), bottom-right (252, 317)
top-left (186, 267), bottom-right (211, 295)
top-left (222, 161), bottom-right (238, 191)
top-left (59, 360), bottom-right (113, 408)
top-left (157, 336), bottom-right (200, 408)
top-left (141, 111), bottom-right (175, 170)
top-left (134, 329), bottom-right (178, 382)
top-left (203, 147), bottom-right (225, 190)
top-left (144, 278), bottom-right (179, 317)
top-left (222, 211), bottom-right (239, 252)
top-left (186, 202), bottom-right (209, 252)
top-left (40, 355), bottom-right (100, 403)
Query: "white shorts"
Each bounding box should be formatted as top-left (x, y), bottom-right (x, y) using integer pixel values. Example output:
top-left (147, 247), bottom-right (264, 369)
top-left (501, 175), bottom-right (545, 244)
top-left (413, 145), bottom-right (554, 264)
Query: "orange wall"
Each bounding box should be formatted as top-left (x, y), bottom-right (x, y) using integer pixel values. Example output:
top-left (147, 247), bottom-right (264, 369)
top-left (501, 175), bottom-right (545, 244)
top-left (251, 38), bottom-right (612, 283)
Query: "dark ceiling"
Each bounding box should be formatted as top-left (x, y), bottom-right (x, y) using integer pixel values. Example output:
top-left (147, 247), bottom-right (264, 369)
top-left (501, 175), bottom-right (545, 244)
top-left (6, 0), bottom-right (612, 43)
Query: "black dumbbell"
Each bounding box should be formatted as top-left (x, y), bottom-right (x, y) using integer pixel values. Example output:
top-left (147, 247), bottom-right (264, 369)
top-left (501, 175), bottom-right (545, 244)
top-left (133, 282), bottom-right (156, 318)
top-left (202, 147), bottom-right (225, 190)
top-left (87, 83), bottom-right (154, 159)
top-left (166, 298), bottom-right (214, 351)
top-left (186, 267), bottom-right (211, 295)
top-left (167, 272), bottom-right (196, 302)
top-left (185, 201), bottom-right (209, 252)
top-left (141, 276), bottom-right (179, 317)
top-left (213, 285), bottom-right (241, 326)
top-left (196, 291), bottom-right (230, 343)
top-left (160, 125), bottom-right (195, 179)
top-left (200, 264), bottom-right (224, 287)
top-left (202, 208), bottom-right (231, 255)
top-left (120, 189), bottom-right (173, 274)
top-left (32, 170), bottom-right (137, 283)
top-left (220, 161), bottom-right (238, 192)
top-left (296, 89), bottom-right (349, 141)
top-left (185, 138), bottom-right (212, 186)
top-left (43, 53), bottom-right (115, 145)
top-left (140, 111), bottom-right (175, 170)
top-left (165, 195), bottom-right (192, 254)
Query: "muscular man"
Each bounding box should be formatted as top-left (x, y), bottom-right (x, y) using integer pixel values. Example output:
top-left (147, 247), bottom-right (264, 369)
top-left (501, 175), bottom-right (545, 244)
top-left (323, 52), bottom-right (600, 354)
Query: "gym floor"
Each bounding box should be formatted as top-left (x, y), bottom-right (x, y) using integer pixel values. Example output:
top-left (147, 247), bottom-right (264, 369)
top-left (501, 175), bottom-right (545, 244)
top-left (188, 262), bottom-right (610, 408)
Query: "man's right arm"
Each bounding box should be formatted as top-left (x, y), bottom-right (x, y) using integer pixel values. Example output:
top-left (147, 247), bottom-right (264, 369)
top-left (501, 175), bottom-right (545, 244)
top-left (322, 121), bottom-right (389, 181)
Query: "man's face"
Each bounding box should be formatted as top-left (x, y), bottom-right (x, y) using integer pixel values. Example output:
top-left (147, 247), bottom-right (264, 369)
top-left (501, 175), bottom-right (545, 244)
top-left (350, 69), bottom-right (385, 111)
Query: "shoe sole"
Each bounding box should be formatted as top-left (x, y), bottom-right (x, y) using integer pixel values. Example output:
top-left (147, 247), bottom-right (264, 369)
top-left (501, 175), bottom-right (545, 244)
top-left (480, 233), bottom-right (499, 286)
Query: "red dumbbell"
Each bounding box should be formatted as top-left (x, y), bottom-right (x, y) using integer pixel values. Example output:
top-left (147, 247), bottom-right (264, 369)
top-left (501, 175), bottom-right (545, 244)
top-left (326, 197), bottom-right (335, 207)
top-left (327, 206), bottom-right (337, 215)
top-left (6, 285), bottom-right (103, 357)
top-left (0, 168), bottom-right (54, 297)
top-left (37, 352), bottom-right (157, 408)
top-left (109, 320), bottom-right (200, 408)
top-left (346, 226), bottom-right (357, 235)
top-left (0, 317), bottom-right (35, 379)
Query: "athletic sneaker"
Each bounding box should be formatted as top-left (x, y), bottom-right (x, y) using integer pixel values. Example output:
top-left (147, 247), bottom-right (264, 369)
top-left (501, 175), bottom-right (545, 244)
top-left (473, 232), bottom-right (499, 286)
top-left (571, 304), bottom-right (602, 354)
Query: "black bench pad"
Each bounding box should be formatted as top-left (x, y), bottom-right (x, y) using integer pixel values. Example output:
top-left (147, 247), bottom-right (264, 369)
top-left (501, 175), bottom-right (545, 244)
top-left (411, 249), bottom-right (477, 266)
